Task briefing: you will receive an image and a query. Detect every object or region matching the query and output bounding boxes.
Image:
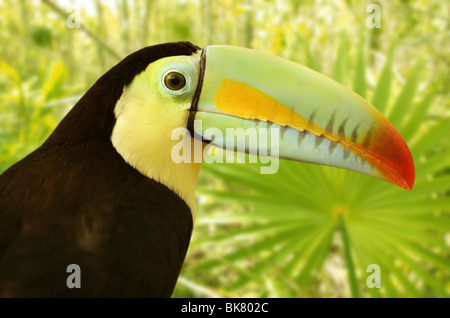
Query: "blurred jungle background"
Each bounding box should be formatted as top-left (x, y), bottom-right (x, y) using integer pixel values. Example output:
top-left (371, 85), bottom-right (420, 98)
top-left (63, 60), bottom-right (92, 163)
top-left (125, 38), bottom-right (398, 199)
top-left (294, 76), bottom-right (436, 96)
top-left (0, 0), bottom-right (449, 297)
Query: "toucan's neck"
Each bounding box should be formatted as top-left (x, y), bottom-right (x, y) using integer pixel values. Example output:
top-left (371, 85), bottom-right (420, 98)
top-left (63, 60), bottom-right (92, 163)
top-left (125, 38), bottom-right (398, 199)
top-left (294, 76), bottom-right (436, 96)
top-left (111, 128), bottom-right (203, 217)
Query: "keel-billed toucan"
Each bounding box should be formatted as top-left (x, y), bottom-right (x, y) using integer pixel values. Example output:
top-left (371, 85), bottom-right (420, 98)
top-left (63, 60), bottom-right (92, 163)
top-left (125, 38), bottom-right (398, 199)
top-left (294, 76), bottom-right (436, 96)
top-left (0, 42), bottom-right (414, 297)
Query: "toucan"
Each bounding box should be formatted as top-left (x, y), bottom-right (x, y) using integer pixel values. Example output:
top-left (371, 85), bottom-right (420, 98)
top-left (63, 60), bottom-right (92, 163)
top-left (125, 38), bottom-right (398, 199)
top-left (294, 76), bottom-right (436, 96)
top-left (0, 42), bottom-right (414, 297)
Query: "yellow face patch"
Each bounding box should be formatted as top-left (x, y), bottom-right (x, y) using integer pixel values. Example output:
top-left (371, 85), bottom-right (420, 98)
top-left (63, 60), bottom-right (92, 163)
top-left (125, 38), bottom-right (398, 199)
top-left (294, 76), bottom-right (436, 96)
top-left (111, 54), bottom-right (202, 216)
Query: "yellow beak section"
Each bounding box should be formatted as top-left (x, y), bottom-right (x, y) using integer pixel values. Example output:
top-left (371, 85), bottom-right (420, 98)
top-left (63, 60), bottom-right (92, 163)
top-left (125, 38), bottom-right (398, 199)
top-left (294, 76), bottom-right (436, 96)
top-left (191, 45), bottom-right (415, 190)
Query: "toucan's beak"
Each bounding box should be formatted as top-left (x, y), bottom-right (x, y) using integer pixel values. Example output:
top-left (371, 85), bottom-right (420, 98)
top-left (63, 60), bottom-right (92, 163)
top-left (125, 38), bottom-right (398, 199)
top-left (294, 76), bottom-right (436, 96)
top-left (189, 45), bottom-right (415, 190)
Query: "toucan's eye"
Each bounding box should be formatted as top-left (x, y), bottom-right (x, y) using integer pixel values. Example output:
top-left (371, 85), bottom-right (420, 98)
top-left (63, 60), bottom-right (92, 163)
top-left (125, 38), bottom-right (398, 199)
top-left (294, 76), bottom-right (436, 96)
top-left (164, 72), bottom-right (186, 91)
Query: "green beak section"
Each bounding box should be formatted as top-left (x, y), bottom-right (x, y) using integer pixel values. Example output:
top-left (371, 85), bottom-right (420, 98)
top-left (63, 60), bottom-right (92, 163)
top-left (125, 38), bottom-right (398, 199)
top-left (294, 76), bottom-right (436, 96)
top-left (190, 45), bottom-right (415, 190)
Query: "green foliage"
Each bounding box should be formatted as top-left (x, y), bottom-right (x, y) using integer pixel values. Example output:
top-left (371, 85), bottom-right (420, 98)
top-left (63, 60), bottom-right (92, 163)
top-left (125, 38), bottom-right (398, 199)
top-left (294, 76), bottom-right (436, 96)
top-left (0, 59), bottom-right (78, 171)
top-left (30, 25), bottom-right (53, 47)
top-left (0, 0), bottom-right (448, 298)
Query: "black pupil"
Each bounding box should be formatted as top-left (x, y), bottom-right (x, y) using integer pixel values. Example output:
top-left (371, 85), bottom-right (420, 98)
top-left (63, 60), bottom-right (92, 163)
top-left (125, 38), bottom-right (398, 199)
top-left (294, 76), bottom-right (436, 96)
top-left (165, 72), bottom-right (186, 90)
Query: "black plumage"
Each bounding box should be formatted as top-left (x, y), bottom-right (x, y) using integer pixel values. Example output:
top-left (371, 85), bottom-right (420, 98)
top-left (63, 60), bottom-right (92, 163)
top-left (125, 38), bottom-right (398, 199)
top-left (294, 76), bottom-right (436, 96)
top-left (0, 42), bottom-right (199, 297)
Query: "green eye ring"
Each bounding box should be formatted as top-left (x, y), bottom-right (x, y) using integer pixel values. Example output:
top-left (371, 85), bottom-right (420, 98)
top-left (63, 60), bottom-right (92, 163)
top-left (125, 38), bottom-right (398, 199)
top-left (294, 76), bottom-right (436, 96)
top-left (163, 71), bottom-right (186, 91)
